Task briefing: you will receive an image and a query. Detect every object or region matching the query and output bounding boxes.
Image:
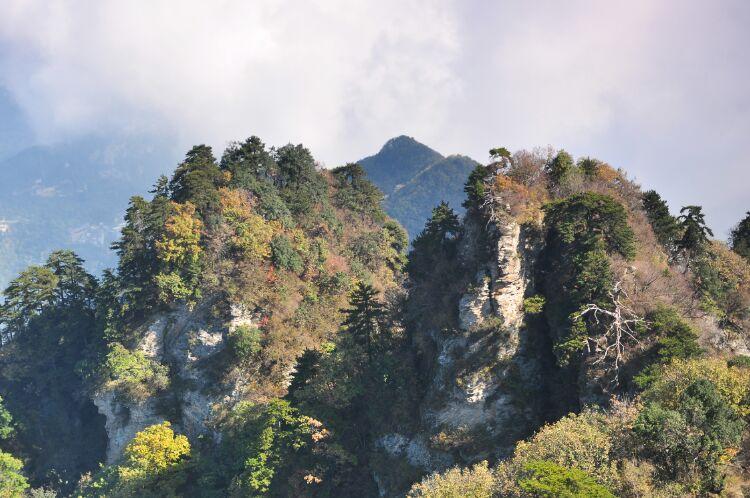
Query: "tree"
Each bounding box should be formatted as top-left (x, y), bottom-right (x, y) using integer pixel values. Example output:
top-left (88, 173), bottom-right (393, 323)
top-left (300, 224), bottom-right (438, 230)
top-left (635, 378), bottom-right (745, 492)
top-left (545, 150), bottom-right (575, 187)
top-left (489, 146), bottom-right (511, 161)
top-left (573, 276), bottom-right (645, 385)
top-left (0, 266), bottom-right (58, 340)
top-left (730, 211), bottom-right (750, 261)
top-left (0, 396), bottom-right (13, 440)
top-left (220, 400), bottom-right (313, 496)
top-left (577, 157), bottom-right (601, 179)
top-left (416, 202), bottom-right (460, 246)
top-left (331, 163), bottom-right (384, 219)
top-left (169, 145), bottom-right (223, 217)
top-left (220, 136), bottom-right (277, 188)
top-left (342, 283), bottom-right (385, 363)
top-left (463, 165), bottom-right (490, 209)
top-left (274, 143), bottom-right (328, 215)
top-left (676, 205), bottom-right (713, 267)
top-left (0, 450), bottom-right (28, 497)
top-left (154, 201), bottom-right (204, 303)
top-left (642, 190), bottom-right (681, 254)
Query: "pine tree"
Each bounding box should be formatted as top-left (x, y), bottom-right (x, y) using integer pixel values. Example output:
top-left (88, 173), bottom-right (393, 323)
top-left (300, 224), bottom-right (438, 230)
top-left (169, 145), bottom-right (223, 217)
top-left (342, 282), bottom-right (384, 363)
top-left (545, 150), bottom-right (575, 187)
top-left (677, 205), bottom-right (713, 266)
top-left (730, 211), bottom-right (750, 262)
top-left (642, 190), bottom-right (681, 253)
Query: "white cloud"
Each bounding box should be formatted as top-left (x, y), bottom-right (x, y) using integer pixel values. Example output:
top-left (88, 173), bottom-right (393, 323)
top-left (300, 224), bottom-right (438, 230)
top-left (0, 0), bottom-right (460, 163)
top-left (1, 0), bottom-right (749, 235)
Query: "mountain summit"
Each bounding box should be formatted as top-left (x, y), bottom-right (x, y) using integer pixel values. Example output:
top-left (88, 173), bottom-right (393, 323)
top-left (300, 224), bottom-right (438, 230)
top-left (359, 136), bottom-right (478, 238)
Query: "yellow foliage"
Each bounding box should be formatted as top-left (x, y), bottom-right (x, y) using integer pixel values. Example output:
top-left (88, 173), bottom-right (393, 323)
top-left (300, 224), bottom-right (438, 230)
top-left (644, 357), bottom-right (750, 417)
top-left (502, 410), bottom-right (617, 486)
top-left (118, 421), bottom-right (190, 481)
top-left (491, 174), bottom-right (545, 223)
top-left (407, 461), bottom-right (495, 498)
top-left (220, 188), bottom-right (279, 260)
top-left (156, 202), bottom-right (203, 267)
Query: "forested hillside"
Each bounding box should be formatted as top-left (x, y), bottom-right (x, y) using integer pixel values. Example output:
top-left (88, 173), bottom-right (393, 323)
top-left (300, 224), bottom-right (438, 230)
top-left (0, 139), bottom-right (749, 497)
top-left (359, 136), bottom-right (477, 239)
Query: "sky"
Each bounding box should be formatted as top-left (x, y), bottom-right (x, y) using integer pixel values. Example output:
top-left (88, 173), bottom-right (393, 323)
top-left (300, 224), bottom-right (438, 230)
top-left (0, 0), bottom-right (748, 237)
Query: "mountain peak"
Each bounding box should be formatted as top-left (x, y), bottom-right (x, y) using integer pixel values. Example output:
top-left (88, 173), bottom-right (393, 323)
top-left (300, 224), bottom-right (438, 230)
top-left (359, 136), bottom-right (444, 196)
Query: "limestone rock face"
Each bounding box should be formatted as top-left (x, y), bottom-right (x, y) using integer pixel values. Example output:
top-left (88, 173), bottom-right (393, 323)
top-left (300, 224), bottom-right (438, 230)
top-left (375, 215), bottom-right (545, 496)
top-left (92, 301), bottom-right (252, 463)
top-left (424, 217), bottom-right (542, 455)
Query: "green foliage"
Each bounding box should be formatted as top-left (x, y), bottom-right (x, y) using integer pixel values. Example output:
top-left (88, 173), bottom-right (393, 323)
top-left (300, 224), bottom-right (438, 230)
top-left (523, 295), bottom-right (546, 314)
top-left (169, 145), bottom-right (223, 218)
top-left (577, 157), bottom-right (601, 179)
top-left (409, 201), bottom-right (461, 281)
top-left (463, 165), bottom-right (490, 209)
top-left (676, 205), bottom-right (713, 264)
top-left (543, 193), bottom-right (635, 260)
top-left (0, 396), bottom-right (14, 441)
top-left (270, 234), bottom-right (303, 273)
top-left (642, 190), bottom-right (681, 253)
top-left (220, 136), bottom-right (277, 190)
top-left (382, 220), bottom-right (409, 272)
top-left (332, 163), bottom-right (384, 220)
top-left (105, 343), bottom-right (170, 400)
top-left (274, 143), bottom-right (328, 216)
top-left (517, 460), bottom-right (614, 498)
top-left (635, 306), bottom-right (702, 388)
top-left (342, 283), bottom-right (385, 363)
top-left (730, 211), bottom-right (750, 261)
top-left (0, 450), bottom-right (29, 497)
top-left (545, 150), bottom-right (576, 188)
top-left (0, 251), bottom-right (106, 489)
top-left (489, 147), bottom-right (511, 160)
top-left (635, 378), bottom-right (745, 493)
top-left (227, 325), bottom-right (262, 360)
top-left (540, 193), bottom-right (635, 365)
top-left (201, 400), bottom-right (313, 496)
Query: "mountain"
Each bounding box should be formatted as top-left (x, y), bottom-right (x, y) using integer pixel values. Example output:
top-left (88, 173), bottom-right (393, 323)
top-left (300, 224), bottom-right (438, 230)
top-left (1, 138), bottom-right (749, 497)
top-left (0, 136), bottom-right (175, 286)
top-left (359, 136), bottom-right (478, 238)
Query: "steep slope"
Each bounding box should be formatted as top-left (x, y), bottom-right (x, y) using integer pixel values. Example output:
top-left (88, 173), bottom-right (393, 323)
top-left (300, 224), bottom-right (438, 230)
top-left (359, 136), bottom-right (478, 239)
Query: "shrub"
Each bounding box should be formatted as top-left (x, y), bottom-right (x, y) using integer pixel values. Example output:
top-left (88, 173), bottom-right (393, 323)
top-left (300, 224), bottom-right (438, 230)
top-left (270, 235), bottom-right (303, 273)
top-left (517, 460), bottom-right (614, 498)
top-left (507, 410), bottom-right (616, 485)
top-left (0, 450), bottom-right (29, 497)
top-left (227, 325), bottom-right (262, 360)
top-left (643, 358), bottom-right (750, 417)
top-left (635, 379), bottom-right (745, 492)
top-left (523, 295), bottom-right (546, 314)
top-left (105, 343), bottom-right (170, 400)
top-left (407, 461), bottom-right (495, 497)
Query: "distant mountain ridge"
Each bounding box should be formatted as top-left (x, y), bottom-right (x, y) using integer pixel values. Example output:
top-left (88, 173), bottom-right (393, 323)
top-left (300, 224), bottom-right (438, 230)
top-left (0, 136), bottom-right (175, 285)
top-left (358, 135), bottom-right (478, 239)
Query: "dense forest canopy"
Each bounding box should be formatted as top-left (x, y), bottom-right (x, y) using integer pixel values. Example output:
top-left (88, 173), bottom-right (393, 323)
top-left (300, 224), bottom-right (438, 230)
top-left (0, 138), bottom-right (749, 497)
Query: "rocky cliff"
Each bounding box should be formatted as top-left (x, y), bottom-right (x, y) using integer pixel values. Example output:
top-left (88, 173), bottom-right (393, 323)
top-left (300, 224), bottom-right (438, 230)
top-left (93, 301), bottom-right (253, 462)
top-left (375, 213), bottom-right (547, 494)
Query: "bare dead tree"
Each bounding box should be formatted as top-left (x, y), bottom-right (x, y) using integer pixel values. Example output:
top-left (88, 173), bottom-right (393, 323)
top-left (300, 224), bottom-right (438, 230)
top-left (575, 275), bottom-right (646, 386)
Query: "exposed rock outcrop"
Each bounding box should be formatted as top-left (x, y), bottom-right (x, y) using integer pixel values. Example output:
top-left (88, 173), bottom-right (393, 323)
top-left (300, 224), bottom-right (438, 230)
top-left (93, 301), bottom-right (252, 463)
